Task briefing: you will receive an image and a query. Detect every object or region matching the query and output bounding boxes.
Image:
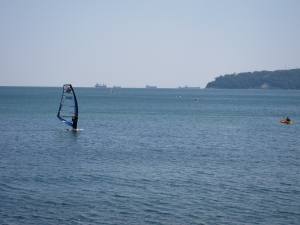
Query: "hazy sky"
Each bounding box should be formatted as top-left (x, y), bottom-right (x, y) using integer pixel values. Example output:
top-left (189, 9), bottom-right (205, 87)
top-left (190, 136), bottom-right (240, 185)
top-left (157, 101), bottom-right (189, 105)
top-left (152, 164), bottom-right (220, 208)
top-left (0, 0), bottom-right (299, 88)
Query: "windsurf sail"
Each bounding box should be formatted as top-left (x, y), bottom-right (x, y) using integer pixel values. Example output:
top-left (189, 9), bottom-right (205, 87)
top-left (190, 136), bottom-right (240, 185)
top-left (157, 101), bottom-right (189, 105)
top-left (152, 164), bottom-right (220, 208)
top-left (57, 84), bottom-right (78, 129)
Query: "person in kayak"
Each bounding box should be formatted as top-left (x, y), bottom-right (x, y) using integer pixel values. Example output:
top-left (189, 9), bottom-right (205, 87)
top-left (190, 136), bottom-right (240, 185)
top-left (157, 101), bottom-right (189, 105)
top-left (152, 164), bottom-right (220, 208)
top-left (286, 116), bottom-right (291, 123)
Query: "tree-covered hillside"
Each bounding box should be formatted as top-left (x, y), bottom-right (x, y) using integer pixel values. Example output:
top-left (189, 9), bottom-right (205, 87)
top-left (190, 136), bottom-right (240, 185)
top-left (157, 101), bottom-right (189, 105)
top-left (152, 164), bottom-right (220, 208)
top-left (206, 69), bottom-right (300, 89)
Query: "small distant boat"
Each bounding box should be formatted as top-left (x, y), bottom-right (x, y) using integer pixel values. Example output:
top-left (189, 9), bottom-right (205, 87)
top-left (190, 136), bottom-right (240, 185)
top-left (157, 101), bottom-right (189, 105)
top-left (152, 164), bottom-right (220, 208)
top-left (145, 85), bottom-right (157, 89)
top-left (178, 86), bottom-right (201, 89)
top-left (95, 83), bottom-right (107, 89)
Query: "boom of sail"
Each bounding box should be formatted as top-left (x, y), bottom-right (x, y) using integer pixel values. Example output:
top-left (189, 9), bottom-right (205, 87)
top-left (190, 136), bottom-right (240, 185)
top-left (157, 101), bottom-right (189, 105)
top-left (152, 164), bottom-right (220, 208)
top-left (57, 84), bottom-right (78, 129)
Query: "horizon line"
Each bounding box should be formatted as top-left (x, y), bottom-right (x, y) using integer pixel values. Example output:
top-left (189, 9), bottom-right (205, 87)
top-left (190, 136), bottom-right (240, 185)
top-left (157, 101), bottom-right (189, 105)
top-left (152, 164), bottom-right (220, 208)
top-left (0, 85), bottom-right (203, 89)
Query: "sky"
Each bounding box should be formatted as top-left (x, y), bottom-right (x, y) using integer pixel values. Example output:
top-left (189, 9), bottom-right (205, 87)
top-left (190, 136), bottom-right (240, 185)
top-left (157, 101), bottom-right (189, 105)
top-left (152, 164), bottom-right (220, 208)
top-left (0, 0), bottom-right (300, 88)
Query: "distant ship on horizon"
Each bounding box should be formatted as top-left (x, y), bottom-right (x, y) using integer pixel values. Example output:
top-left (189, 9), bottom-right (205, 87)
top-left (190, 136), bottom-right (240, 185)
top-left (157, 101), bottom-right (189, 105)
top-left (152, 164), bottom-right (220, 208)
top-left (145, 85), bottom-right (158, 89)
top-left (95, 83), bottom-right (107, 89)
top-left (178, 86), bottom-right (201, 89)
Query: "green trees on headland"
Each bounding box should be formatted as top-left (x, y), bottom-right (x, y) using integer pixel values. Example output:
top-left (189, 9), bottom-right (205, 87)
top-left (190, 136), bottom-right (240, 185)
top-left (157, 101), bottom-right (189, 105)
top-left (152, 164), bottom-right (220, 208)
top-left (206, 69), bottom-right (300, 89)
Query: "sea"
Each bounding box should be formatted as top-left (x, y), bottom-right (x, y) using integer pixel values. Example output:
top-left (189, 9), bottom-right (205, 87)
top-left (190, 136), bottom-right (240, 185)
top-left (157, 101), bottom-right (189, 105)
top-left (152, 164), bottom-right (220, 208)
top-left (0, 87), bottom-right (299, 225)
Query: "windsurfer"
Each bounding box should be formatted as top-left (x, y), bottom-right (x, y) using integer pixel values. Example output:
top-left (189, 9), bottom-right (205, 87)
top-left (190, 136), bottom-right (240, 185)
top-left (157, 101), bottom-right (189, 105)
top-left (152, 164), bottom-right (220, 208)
top-left (72, 115), bottom-right (78, 129)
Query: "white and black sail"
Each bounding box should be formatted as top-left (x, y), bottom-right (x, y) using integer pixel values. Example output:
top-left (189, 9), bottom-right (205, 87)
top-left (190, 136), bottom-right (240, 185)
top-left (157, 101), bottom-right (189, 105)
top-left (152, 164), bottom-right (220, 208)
top-left (57, 84), bottom-right (78, 129)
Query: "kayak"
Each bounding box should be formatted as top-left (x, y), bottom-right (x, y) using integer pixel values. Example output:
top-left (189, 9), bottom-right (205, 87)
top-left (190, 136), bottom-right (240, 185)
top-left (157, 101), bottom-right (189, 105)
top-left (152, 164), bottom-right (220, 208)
top-left (280, 120), bottom-right (293, 125)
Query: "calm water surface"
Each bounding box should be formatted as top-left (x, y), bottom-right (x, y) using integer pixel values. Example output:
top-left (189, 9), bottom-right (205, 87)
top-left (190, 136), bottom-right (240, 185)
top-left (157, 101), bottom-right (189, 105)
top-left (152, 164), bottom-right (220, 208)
top-left (0, 87), bottom-right (299, 225)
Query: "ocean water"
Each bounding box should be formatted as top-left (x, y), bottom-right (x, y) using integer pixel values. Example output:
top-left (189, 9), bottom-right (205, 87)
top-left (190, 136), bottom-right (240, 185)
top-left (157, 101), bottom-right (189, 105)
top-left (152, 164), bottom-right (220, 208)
top-left (0, 87), bottom-right (300, 225)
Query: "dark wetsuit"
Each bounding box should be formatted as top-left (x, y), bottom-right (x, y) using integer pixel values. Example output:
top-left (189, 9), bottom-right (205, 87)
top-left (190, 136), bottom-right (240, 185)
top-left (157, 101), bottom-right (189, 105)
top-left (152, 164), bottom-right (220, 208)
top-left (72, 116), bottom-right (78, 129)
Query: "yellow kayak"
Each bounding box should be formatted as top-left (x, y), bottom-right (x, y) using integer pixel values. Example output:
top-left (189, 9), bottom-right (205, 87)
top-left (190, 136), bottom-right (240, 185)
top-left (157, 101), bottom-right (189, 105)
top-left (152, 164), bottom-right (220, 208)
top-left (280, 120), bottom-right (293, 125)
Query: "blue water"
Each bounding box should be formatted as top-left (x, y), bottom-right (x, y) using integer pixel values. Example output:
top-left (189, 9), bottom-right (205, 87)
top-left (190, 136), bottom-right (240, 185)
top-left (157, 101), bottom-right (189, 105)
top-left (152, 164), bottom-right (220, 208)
top-left (0, 87), bottom-right (300, 225)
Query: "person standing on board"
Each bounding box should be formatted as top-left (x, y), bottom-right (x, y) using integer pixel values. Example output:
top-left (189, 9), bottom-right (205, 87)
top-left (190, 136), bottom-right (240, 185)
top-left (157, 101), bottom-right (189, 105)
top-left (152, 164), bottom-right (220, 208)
top-left (72, 115), bottom-right (78, 130)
